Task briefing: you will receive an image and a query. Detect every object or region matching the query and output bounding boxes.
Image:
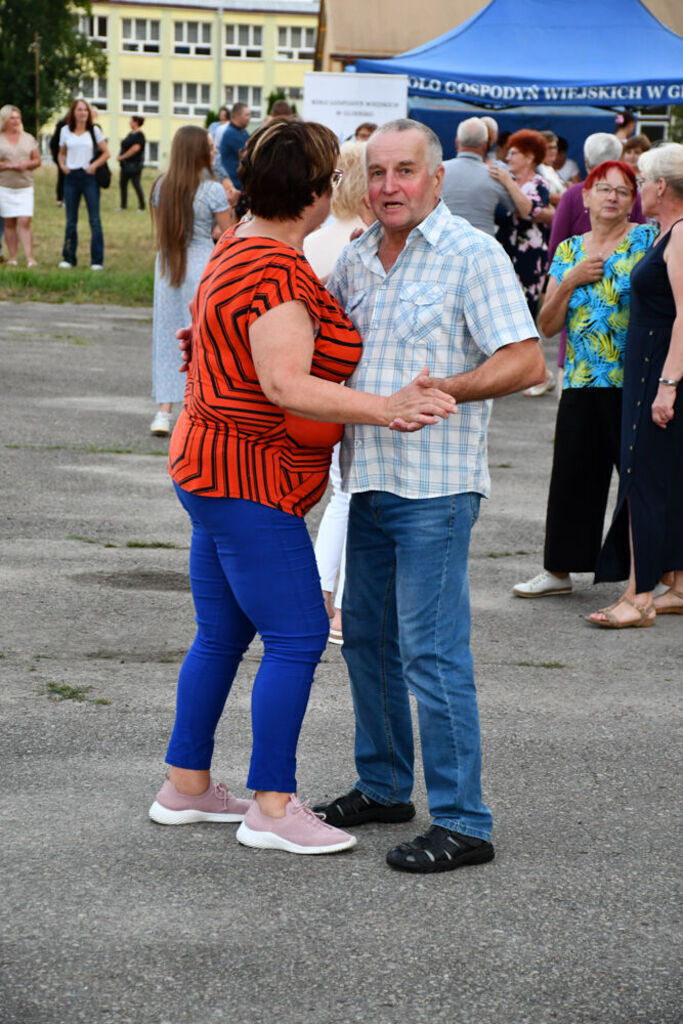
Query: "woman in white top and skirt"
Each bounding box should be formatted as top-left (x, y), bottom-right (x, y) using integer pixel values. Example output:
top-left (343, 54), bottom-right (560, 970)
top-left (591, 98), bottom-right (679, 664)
top-left (0, 105), bottom-right (41, 266)
top-left (57, 99), bottom-right (110, 269)
top-left (303, 139), bottom-right (374, 644)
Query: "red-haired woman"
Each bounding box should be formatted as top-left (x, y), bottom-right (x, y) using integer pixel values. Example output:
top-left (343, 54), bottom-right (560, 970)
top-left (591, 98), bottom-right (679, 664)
top-left (490, 129), bottom-right (554, 319)
top-left (512, 161), bottom-right (656, 598)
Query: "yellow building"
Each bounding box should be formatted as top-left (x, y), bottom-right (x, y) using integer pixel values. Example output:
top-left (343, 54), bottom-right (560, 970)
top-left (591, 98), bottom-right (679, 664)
top-left (72, 0), bottom-right (320, 166)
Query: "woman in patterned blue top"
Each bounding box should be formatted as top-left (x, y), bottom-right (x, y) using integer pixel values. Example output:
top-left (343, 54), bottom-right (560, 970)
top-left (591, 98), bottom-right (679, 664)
top-left (512, 160), bottom-right (656, 598)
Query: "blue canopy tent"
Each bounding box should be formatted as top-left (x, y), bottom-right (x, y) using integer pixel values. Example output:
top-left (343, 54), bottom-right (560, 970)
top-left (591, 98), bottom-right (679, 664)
top-left (354, 0), bottom-right (683, 165)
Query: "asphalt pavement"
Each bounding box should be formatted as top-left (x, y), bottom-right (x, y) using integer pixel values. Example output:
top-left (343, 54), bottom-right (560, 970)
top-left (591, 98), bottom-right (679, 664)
top-left (1, 302), bottom-right (680, 1024)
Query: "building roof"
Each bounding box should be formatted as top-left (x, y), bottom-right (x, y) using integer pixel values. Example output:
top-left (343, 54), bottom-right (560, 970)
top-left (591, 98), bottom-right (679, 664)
top-left (355, 0), bottom-right (683, 108)
top-left (97, 0), bottom-right (319, 11)
top-left (320, 0), bottom-right (681, 64)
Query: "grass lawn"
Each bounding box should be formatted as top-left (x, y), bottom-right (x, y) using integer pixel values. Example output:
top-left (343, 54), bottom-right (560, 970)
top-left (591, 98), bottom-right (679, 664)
top-left (0, 166), bottom-right (158, 305)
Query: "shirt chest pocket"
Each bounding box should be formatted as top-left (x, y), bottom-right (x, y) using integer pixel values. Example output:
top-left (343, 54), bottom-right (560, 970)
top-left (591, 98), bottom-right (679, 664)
top-left (396, 282), bottom-right (444, 342)
top-left (395, 283), bottom-right (444, 373)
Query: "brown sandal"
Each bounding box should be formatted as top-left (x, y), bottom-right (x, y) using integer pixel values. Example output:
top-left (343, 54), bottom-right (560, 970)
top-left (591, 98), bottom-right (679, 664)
top-left (653, 587), bottom-right (683, 616)
top-left (586, 596), bottom-right (656, 629)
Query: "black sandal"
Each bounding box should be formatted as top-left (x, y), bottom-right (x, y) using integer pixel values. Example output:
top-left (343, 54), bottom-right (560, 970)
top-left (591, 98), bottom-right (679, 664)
top-left (386, 825), bottom-right (494, 873)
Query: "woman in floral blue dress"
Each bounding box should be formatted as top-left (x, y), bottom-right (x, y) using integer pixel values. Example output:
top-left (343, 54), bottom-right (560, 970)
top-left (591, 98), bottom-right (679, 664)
top-left (512, 160), bottom-right (656, 598)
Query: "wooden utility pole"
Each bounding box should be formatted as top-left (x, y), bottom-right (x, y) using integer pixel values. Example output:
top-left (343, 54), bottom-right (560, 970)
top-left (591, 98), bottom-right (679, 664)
top-left (29, 32), bottom-right (41, 139)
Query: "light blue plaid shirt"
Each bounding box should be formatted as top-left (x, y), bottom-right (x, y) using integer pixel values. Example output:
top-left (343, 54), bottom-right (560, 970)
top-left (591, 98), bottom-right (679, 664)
top-left (326, 200), bottom-right (537, 499)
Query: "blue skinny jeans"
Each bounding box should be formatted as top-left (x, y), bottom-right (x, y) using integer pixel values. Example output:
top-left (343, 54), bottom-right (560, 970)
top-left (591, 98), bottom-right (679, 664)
top-left (62, 168), bottom-right (104, 267)
top-left (166, 484), bottom-right (329, 793)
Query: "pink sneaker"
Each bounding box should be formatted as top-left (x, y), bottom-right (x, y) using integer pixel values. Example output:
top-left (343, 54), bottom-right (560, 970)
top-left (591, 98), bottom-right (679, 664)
top-left (149, 776), bottom-right (251, 825)
top-left (236, 796), bottom-right (357, 855)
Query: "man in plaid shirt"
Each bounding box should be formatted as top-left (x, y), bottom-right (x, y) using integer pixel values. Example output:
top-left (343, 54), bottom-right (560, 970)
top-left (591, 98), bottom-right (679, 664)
top-left (314, 119), bottom-right (544, 873)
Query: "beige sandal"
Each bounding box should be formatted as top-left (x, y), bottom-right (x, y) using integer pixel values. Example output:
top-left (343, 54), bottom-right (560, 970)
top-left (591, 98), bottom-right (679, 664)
top-left (586, 596), bottom-right (655, 629)
top-left (653, 587), bottom-right (683, 616)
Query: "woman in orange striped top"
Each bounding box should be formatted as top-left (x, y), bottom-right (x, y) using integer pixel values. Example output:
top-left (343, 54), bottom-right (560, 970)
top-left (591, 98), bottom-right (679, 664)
top-left (149, 120), bottom-right (455, 855)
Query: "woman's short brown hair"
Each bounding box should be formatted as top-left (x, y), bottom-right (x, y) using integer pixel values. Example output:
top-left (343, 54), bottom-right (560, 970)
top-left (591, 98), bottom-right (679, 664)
top-left (507, 129), bottom-right (547, 168)
top-left (239, 120), bottom-right (339, 221)
top-left (622, 134), bottom-right (651, 156)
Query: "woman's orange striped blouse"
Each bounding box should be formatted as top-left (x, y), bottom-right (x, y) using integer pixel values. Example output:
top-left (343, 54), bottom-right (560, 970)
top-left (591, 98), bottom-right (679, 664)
top-left (169, 230), bottom-right (363, 517)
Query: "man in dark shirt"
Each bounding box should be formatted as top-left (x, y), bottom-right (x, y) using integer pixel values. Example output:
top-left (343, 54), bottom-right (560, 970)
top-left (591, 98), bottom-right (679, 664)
top-left (219, 102), bottom-right (251, 192)
top-left (117, 116), bottom-right (146, 211)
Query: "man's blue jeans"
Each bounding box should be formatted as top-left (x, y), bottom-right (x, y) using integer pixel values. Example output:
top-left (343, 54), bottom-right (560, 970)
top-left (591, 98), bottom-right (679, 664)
top-left (62, 169), bottom-right (104, 267)
top-left (342, 490), bottom-right (493, 840)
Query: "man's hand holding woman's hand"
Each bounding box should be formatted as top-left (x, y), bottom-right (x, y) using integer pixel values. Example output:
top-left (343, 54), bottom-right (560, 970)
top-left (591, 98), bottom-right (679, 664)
top-left (179, 335), bottom-right (455, 433)
top-left (386, 366), bottom-right (456, 432)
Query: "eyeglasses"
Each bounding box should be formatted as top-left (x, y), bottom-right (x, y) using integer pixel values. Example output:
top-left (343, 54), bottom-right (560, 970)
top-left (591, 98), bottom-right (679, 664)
top-left (330, 169), bottom-right (344, 189)
top-left (593, 183), bottom-right (632, 199)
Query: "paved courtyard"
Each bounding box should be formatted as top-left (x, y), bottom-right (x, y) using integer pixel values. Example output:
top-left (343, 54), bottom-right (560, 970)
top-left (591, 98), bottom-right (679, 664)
top-left (1, 302), bottom-right (679, 1023)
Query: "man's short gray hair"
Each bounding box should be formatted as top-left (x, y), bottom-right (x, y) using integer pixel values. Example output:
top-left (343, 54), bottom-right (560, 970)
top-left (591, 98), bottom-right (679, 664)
top-left (367, 118), bottom-right (443, 174)
top-left (457, 117), bottom-right (489, 150)
top-left (583, 132), bottom-right (622, 170)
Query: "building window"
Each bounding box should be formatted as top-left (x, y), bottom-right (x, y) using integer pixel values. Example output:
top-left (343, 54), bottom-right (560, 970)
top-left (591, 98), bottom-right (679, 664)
top-left (146, 141), bottom-right (159, 166)
top-left (224, 85), bottom-right (262, 120)
top-left (79, 15), bottom-right (108, 48)
top-left (122, 80), bottom-right (160, 114)
top-left (122, 18), bottom-right (160, 54)
top-left (79, 77), bottom-right (108, 112)
top-left (634, 106), bottom-right (670, 143)
top-left (225, 23), bottom-right (263, 59)
top-left (173, 83), bottom-right (211, 117)
top-left (174, 21), bottom-right (212, 56)
top-left (277, 26), bottom-right (315, 61)
top-left (276, 86), bottom-right (303, 103)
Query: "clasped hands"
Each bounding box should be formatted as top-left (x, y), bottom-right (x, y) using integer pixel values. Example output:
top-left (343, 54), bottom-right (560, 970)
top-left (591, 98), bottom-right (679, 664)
top-left (176, 326), bottom-right (456, 432)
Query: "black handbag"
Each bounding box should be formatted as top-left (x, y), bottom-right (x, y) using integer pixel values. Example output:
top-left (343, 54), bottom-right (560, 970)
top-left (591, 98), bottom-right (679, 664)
top-left (88, 127), bottom-right (111, 189)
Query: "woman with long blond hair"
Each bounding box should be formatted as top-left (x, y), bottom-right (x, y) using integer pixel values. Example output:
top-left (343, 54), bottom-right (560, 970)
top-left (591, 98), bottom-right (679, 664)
top-left (0, 105), bottom-right (41, 267)
top-left (304, 138), bottom-right (374, 644)
top-left (150, 125), bottom-right (231, 436)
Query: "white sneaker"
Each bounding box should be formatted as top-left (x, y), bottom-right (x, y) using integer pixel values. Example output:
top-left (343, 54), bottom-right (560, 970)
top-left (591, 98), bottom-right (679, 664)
top-left (90, 264), bottom-right (104, 271)
top-left (150, 411), bottom-right (171, 436)
top-left (524, 371), bottom-right (555, 398)
top-left (512, 570), bottom-right (572, 598)
top-left (58, 261), bottom-right (72, 269)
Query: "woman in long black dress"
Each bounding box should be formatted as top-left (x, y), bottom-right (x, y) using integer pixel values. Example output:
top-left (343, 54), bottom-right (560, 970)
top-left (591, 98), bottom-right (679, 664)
top-left (589, 143), bottom-right (683, 628)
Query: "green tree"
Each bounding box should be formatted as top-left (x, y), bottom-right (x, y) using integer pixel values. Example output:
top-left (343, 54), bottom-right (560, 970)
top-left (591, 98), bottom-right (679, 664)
top-left (669, 106), bottom-right (683, 144)
top-left (0, 0), bottom-right (107, 135)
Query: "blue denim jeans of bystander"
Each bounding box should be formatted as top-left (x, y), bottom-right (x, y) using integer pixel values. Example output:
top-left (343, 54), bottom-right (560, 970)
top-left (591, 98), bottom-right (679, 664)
top-left (62, 168), bottom-right (104, 267)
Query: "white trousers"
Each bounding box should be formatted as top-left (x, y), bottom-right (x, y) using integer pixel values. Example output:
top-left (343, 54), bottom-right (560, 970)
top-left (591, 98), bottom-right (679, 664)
top-left (314, 444), bottom-right (349, 610)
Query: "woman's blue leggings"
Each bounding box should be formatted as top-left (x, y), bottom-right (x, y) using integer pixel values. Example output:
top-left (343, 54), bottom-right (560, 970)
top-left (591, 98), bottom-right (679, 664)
top-left (166, 483), bottom-right (329, 793)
